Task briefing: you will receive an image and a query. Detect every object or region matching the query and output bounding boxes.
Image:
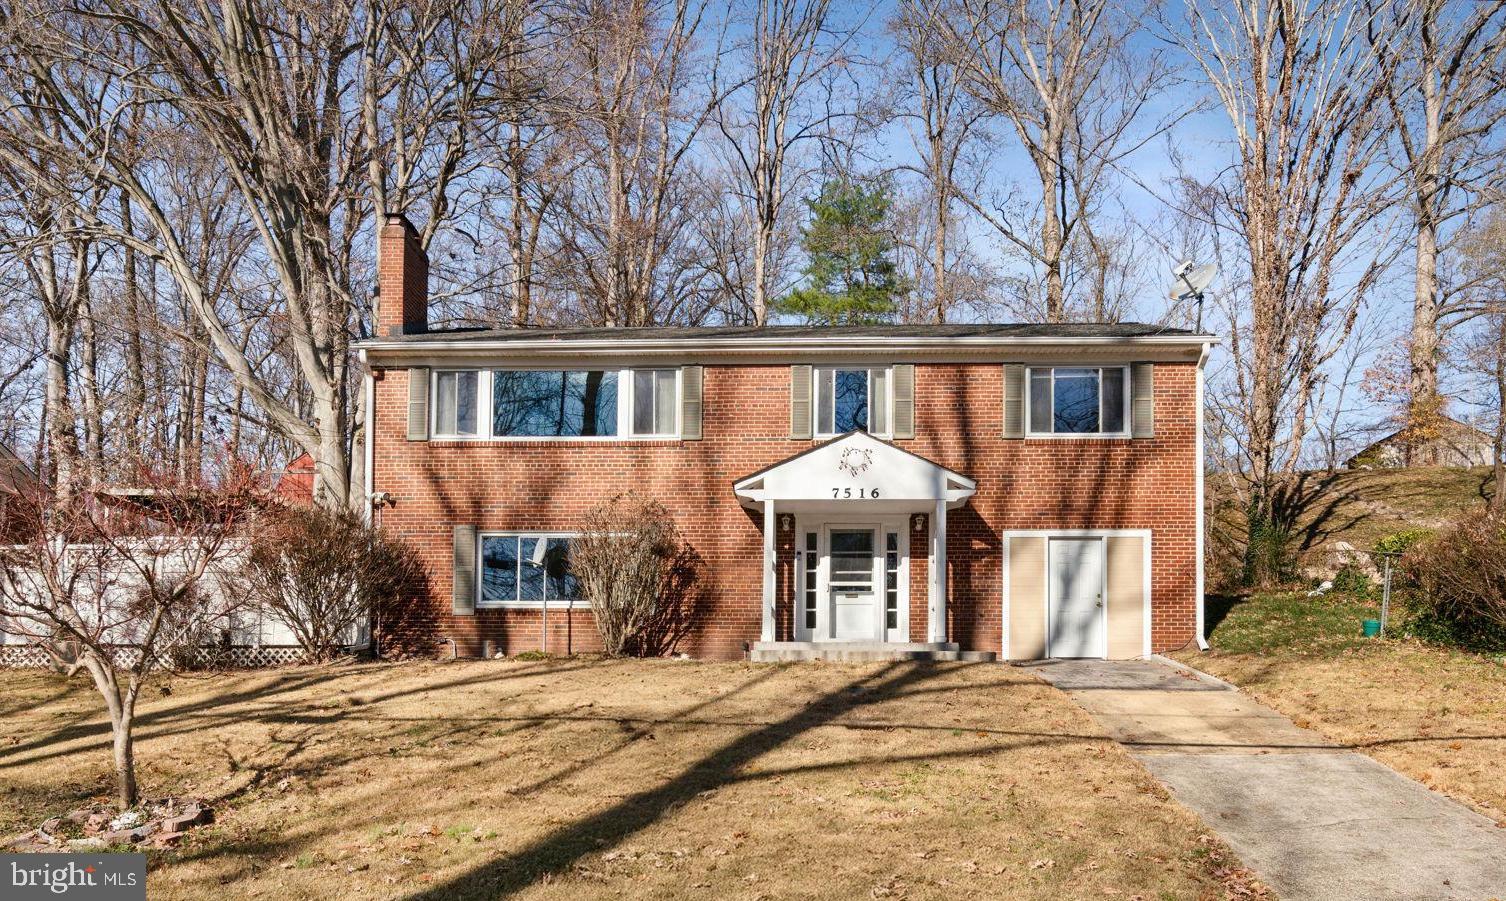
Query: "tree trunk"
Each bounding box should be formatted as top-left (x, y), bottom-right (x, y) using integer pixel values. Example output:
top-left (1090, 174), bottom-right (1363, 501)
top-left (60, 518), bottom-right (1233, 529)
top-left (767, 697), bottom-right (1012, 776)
top-left (44, 303), bottom-right (77, 492)
top-left (932, 157), bottom-right (948, 324)
top-left (1039, 147), bottom-right (1065, 322)
top-left (112, 713), bottom-right (138, 810)
top-left (121, 194), bottom-right (147, 460)
top-left (752, 226), bottom-right (770, 326)
top-left (1409, 203), bottom-right (1442, 464)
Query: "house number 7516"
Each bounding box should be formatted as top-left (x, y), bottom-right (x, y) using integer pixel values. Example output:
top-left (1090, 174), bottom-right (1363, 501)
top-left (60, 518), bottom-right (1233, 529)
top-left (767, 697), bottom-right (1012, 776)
top-left (831, 487), bottom-right (880, 498)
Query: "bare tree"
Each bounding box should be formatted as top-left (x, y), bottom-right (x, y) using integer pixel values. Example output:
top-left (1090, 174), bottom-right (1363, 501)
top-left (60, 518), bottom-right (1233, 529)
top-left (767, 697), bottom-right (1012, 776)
top-left (0, 0), bottom-right (513, 508)
top-left (1369, 0), bottom-right (1506, 456)
top-left (1172, 0), bottom-right (1398, 584)
top-left (713, 0), bottom-right (855, 325)
top-left (0, 469), bottom-right (258, 809)
top-left (1457, 209), bottom-right (1506, 506)
top-left (552, 0), bottom-right (720, 327)
top-left (932, 0), bottom-right (1178, 321)
top-left (891, 0), bottom-right (985, 323)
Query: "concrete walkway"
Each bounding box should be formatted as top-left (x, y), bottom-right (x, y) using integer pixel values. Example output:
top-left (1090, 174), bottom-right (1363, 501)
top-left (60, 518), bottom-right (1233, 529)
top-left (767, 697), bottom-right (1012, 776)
top-left (1029, 658), bottom-right (1506, 901)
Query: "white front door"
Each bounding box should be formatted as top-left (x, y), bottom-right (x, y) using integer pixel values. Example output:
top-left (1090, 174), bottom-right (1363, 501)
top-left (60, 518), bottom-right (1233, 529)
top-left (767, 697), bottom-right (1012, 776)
top-left (827, 527), bottom-right (879, 640)
top-left (1048, 538), bottom-right (1105, 658)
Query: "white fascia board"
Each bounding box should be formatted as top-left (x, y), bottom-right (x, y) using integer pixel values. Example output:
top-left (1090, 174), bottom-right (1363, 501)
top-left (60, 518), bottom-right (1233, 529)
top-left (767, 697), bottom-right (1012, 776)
top-left (359, 334), bottom-right (1220, 364)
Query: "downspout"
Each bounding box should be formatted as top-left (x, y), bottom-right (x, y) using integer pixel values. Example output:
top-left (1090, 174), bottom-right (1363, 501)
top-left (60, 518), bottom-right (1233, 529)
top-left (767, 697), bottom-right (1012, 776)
top-left (361, 349), bottom-right (378, 658)
top-left (361, 349), bottom-right (375, 527)
top-left (1194, 341), bottom-right (1211, 651)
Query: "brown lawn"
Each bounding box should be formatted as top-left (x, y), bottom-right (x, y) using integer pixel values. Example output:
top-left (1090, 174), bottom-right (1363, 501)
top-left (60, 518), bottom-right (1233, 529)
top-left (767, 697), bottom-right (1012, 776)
top-left (1176, 592), bottom-right (1506, 827)
top-left (1, 658), bottom-right (1256, 899)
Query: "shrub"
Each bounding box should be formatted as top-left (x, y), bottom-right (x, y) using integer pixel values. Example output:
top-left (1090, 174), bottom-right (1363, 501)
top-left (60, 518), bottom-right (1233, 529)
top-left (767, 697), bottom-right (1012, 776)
top-left (1331, 564), bottom-right (1372, 597)
top-left (1400, 510), bottom-right (1506, 654)
top-left (571, 493), bottom-right (697, 657)
top-left (243, 506), bottom-right (422, 662)
top-left (1374, 528), bottom-right (1433, 558)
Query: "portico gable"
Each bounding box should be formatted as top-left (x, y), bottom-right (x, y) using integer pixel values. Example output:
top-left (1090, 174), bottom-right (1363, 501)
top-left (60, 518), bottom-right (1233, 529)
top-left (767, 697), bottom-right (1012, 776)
top-left (733, 432), bottom-right (976, 645)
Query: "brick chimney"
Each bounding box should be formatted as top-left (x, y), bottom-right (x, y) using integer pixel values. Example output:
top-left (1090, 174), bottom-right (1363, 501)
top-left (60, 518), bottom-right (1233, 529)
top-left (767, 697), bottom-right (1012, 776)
top-left (376, 214), bottom-right (428, 336)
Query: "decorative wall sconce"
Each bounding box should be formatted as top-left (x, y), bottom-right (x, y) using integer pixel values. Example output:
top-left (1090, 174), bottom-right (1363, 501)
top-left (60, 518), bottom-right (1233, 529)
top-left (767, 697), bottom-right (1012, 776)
top-left (779, 513), bottom-right (793, 530)
top-left (913, 513), bottom-right (926, 532)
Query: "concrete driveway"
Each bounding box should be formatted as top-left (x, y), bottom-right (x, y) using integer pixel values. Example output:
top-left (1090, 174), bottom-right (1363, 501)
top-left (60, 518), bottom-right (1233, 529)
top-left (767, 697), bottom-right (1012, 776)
top-left (1029, 658), bottom-right (1506, 901)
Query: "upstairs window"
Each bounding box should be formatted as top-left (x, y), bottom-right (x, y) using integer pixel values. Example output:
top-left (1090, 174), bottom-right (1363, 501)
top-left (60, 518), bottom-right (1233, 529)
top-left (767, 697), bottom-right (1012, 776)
top-left (1027, 366), bottom-right (1127, 436)
top-left (493, 370), bottom-right (619, 437)
top-left (815, 367), bottom-right (889, 437)
top-left (630, 369), bottom-right (678, 436)
top-left (434, 370), bottom-right (480, 437)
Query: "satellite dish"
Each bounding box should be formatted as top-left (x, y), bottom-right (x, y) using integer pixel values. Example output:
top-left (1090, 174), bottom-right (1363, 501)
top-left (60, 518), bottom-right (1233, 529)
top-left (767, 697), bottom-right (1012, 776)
top-left (1169, 262), bottom-right (1218, 300)
top-left (1168, 260), bottom-right (1217, 332)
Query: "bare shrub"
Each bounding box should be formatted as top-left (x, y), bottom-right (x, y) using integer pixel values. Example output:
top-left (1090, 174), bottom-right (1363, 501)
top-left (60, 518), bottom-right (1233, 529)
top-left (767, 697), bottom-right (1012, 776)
top-left (1401, 509), bottom-right (1506, 652)
top-left (243, 506), bottom-right (422, 662)
top-left (572, 494), bottom-right (695, 657)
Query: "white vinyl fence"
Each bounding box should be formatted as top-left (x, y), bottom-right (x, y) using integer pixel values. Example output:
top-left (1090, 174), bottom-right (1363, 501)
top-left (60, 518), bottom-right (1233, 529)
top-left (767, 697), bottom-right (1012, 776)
top-left (0, 540), bottom-right (366, 669)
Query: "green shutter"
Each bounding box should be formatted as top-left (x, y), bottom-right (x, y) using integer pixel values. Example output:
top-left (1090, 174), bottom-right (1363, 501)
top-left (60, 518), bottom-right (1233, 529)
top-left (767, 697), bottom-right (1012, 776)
top-left (892, 364), bottom-right (915, 439)
top-left (452, 525), bottom-right (476, 615)
top-left (1002, 364), bottom-right (1024, 439)
top-left (407, 367), bottom-right (430, 441)
top-left (1131, 363), bottom-right (1155, 439)
top-left (790, 365), bottom-right (812, 439)
top-left (681, 365), bottom-right (703, 440)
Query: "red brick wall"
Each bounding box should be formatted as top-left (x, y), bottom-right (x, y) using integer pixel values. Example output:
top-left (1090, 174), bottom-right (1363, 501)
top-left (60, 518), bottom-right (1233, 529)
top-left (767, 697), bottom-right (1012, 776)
top-left (372, 361), bottom-right (1199, 659)
top-left (376, 217), bottom-right (429, 336)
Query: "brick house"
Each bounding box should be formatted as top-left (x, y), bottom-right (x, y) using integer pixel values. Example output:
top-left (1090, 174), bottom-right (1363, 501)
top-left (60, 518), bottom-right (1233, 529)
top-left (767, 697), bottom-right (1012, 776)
top-left (359, 216), bottom-right (1215, 662)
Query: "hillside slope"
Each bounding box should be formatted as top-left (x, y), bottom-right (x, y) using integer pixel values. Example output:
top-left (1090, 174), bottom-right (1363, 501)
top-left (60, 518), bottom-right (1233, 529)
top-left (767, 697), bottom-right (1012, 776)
top-left (1209, 465), bottom-right (1497, 580)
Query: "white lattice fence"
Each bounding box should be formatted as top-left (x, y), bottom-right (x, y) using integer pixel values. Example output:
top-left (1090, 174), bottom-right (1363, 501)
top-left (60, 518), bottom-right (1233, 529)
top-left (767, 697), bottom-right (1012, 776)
top-left (0, 643), bottom-right (307, 669)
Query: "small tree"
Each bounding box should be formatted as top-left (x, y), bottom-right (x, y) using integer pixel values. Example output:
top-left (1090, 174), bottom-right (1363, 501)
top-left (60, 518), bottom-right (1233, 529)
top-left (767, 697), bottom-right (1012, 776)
top-left (571, 494), bottom-right (687, 656)
top-left (243, 506), bottom-right (422, 662)
top-left (775, 176), bottom-right (909, 324)
top-left (0, 469), bottom-right (258, 810)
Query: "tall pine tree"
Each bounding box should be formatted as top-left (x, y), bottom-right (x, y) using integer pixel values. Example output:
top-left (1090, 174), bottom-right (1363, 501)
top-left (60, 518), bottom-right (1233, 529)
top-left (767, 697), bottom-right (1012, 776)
top-left (776, 177), bottom-right (909, 324)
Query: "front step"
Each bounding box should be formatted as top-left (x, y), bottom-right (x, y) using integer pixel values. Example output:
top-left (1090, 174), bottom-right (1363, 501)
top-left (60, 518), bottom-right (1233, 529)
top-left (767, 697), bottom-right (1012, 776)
top-left (748, 641), bottom-right (997, 663)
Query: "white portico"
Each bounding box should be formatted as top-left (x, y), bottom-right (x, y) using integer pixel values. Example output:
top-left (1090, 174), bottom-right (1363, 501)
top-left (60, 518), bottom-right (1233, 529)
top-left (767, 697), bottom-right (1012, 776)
top-left (733, 432), bottom-right (976, 649)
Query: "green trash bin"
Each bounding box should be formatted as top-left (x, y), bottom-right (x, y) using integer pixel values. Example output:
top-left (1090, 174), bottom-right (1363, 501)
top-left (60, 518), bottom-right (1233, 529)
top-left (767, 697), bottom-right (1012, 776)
top-left (1362, 619), bottom-right (1382, 637)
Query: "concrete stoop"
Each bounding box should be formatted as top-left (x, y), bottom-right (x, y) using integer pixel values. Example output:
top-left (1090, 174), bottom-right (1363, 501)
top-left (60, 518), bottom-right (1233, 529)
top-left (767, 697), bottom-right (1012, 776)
top-left (748, 641), bottom-right (997, 663)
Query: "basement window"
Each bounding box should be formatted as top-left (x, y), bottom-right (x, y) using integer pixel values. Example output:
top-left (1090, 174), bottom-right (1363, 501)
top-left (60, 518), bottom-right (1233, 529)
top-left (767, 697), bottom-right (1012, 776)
top-left (478, 533), bottom-right (580, 607)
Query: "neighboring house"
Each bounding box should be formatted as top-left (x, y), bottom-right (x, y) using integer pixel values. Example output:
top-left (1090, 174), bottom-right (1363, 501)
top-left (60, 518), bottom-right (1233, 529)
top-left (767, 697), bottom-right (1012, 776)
top-left (0, 442), bottom-right (38, 544)
top-left (272, 453), bottom-right (317, 506)
top-left (358, 215), bottom-right (1216, 661)
top-left (1346, 418), bottom-right (1494, 469)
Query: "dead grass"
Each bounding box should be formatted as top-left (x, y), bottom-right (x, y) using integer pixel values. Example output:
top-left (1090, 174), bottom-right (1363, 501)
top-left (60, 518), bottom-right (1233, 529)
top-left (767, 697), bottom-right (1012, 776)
top-left (2, 658), bottom-right (1250, 899)
top-left (1177, 593), bottom-right (1506, 827)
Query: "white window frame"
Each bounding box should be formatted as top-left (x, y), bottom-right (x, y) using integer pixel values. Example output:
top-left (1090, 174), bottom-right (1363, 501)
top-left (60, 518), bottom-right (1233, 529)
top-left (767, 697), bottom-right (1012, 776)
top-left (812, 365), bottom-right (893, 439)
top-left (475, 531), bottom-right (580, 609)
top-left (431, 367), bottom-right (681, 441)
top-left (1024, 365), bottom-right (1131, 439)
top-left (430, 368), bottom-right (486, 439)
top-left (626, 368), bottom-right (682, 438)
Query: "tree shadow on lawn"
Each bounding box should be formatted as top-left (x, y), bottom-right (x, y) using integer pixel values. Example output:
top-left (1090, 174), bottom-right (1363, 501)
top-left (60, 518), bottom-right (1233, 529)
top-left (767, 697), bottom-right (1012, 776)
top-left (0, 659), bottom-right (603, 773)
top-left (150, 661), bottom-right (1096, 897)
top-left (397, 661), bottom-right (1055, 900)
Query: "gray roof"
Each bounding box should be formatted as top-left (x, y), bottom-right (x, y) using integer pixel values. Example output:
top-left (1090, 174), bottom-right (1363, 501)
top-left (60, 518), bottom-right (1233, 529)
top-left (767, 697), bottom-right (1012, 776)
top-left (370, 322), bottom-right (1205, 344)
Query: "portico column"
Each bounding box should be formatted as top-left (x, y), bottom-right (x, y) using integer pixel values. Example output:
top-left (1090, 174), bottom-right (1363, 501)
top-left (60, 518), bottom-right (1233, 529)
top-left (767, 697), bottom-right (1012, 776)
top-left (928, 499), bottom-right (947, 643)
top-left (761, 500), bottom-right (776, 642)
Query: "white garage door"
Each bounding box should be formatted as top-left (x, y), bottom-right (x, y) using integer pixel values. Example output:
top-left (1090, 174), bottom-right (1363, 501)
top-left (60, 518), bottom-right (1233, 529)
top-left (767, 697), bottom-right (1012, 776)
top-left (1048, 538), bottom-right (1104, 658)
